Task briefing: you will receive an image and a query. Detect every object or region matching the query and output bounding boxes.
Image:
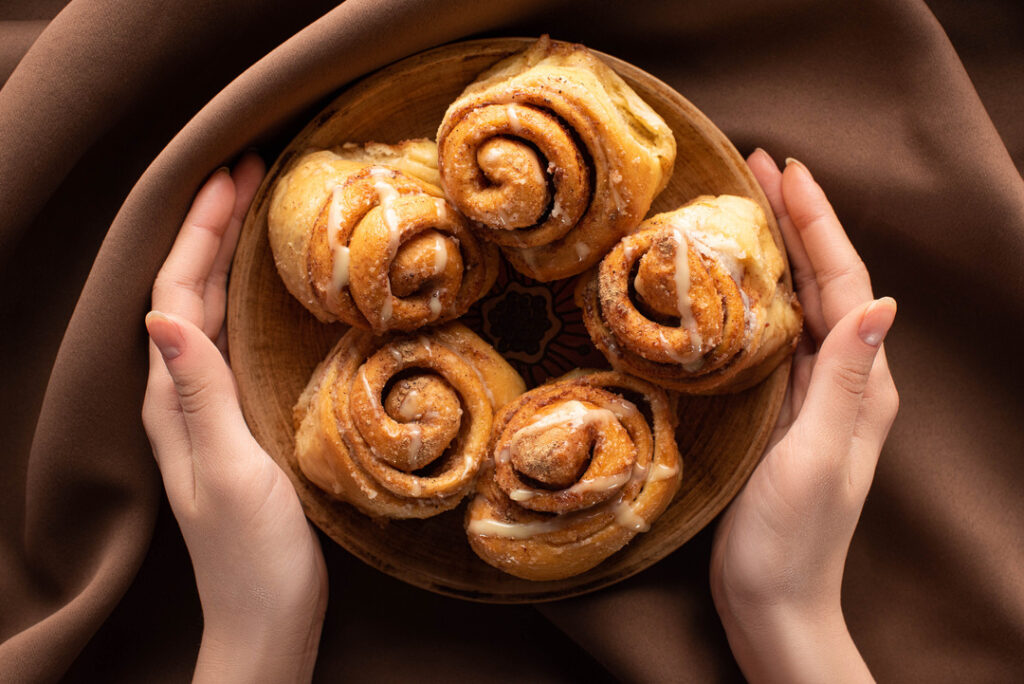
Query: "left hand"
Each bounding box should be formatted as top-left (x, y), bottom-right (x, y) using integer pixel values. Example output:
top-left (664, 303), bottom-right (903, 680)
top-left (142, 154), bottom-right (327, 683)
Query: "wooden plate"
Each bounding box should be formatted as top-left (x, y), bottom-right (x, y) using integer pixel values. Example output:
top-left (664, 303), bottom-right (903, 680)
top-left (227, 37), bottom-right (790, 603)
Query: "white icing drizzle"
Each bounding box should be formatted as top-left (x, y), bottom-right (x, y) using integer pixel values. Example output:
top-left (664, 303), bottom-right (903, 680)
top-left (330, 245), bottom-right (350, 294)
top-left (550, 198), bottom-right (564, 222)
top-left (360, 368), bottom-right (377, 408)
top-left (326, 186), bottom-right (350, 296)
top-left (432, 234), bottom-right (448, 274)
top-left (546, 161), bottom-right (556, 174)
top-left (512, 400), bottom-right (617, 443)
top-left (428, 291), bottom-right (443, 319)
top-left (467, 516), bottom-right (565, 539)
top-left (374, 181), bottom-right (402, 253)
top-left (657, 329), bottom-right (702, 371)
top-left (622, 242), bottom-right (637, 261)
top-left (607, 396), bottom-right (639, 420)
top-left (506, 105), bottom-right (522, 134)
top-left (326, 185), bottom-right (344, 251)
top-left (369, 167), bottom-right (402, 324)
top-left (360, 368), bottom-right (402, 441)
top-left (520, 246), bottom-right (542, 273)
top-left (614, 501), bottom-right (650, 532)
top-left (632, 460), bottom-right (651, 480)
top-left (687, 226), bottom-right (746, 286)
top-left (407, 423), bottom-right (422, 460)
top-left (569, 471), bottom-right (630, 495)
top-left (418, 336), bottom-right (433, 357)
top-left (574, 242), bottom-right (591, 262)
top-left (671, 229), bottom-right (705, 368)
top-left (509, 489), bottom-right (536, 502)
top-left (649, 462), bottom-right (680, 482)
top-left (396, 388), bottom-right (424, 421)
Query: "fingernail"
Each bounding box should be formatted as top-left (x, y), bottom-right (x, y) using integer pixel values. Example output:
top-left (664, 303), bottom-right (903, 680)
top-left (215, 165), bottom-right (230, 176)
top-left (785, 156), bottom-right (810, 174)
top-left (858, 297), bottom-right (897, 346)
top-left (146, 311), bottom-right (183, 359)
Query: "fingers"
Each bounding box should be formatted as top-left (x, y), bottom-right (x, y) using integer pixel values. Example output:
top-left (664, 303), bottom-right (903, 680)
top-left (203, 153), bottom-right (266, 347)
top-left (146, 310), bottom-right (253, 490)
top-left (152, 168), bottom-right (237, 328)
top-left (795, 298), bottom-right (896, 468)
top-left (142, 337), bottom-right (193, 501)
top-left (781, 159), bottom-right (873, 335)
top-left (847, 348), bottom-right (899, 490)
top-left (747, 149), bottom-right (827, 344)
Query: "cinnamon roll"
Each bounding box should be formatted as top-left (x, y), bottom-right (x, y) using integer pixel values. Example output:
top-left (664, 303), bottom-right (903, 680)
top-left (437, 36), bottom-right (676, 282)
top-left (465, 370), bottom-right (681, 581)
top-left (577, 195), bottom-right (803, 394)
top-left (268, 140), bottom-right (500, 333)
top-left (293, 323), bottom-right (526, 519)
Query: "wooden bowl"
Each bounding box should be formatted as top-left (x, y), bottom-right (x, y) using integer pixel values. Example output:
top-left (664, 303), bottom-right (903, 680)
top-left (227, 37), bottom-right (790, 603)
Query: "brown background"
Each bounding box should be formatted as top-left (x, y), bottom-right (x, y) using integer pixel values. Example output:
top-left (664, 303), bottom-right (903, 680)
top-left (1, 1), bottom-right (1022, 681)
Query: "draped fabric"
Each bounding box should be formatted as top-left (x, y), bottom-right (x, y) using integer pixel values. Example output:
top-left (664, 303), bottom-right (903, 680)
top-left (1, 1), bottom-right (1021, 680)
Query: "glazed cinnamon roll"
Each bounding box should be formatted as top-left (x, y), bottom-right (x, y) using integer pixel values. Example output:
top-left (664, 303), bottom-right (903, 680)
top-left (293, 323), bottom-right (526, 519)
top-left (437, 36), bottom-right (676, 282)
top-left (577, 195), bottom-right (803, 394)
top-left (465, 371), bottom-right (681, 581)
top-left (268, 140), bottom-right (500, 333)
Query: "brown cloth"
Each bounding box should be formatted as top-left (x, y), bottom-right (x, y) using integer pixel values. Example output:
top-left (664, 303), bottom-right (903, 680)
top-left (2, 0), bottom-right (1022, 681)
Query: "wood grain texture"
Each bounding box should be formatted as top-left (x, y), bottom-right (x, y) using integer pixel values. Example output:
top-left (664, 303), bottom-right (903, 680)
top-left (226, 37), bottom-right (791, 603)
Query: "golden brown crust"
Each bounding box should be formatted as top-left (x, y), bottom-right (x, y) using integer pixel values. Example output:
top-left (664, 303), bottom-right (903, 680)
top-left (268, 142), bottom-right (499, 332)
top-left (465, 370), bottom-right (682, 581)
top-left (577, 195), bottom-right (803, 394)
top-left (293, 323), bottom-right (526, 519)
top-left (437, 36), bottom-right (676, 281)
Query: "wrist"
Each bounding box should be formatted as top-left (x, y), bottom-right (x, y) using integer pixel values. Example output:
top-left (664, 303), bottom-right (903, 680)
top-left (715, 598), bottom-right (872, 684)
top-left (195, 603), bottom-right (325, 683)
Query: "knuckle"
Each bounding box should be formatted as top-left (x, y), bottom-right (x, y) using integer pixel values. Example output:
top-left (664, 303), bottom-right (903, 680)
top-left (830, 362), bottom-right (871, 398)
top-left (793, 267), bottom-right (818, 292)
top-left (816, 259), bottom-right (869, 293)
top-left (153, 269), bottom-right (204, 301)
top-left (206, 270), bottom-right (228, 292)
top-left (141, 388), bottom-right (181, 430)
top-left (176, 378), bottom-right (215, 415)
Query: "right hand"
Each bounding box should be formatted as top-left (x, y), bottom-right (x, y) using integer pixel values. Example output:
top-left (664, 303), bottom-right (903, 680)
top-left (709, 152), bottom-right (898, 683)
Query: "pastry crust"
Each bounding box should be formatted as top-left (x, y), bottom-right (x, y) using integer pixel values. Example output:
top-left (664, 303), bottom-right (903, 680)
top-left (437, 36), bottom-right (676, 281)
top-left (268, 140), bottom-right (499, 332)
top-left (577, 195), bottom-right (803, 394)
top-left (293, 322), bottom-right (526, 519)
top-left (465, 370), bottom-right (681, 581)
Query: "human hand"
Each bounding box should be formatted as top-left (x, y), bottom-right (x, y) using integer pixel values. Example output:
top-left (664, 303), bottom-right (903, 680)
top-left (709, 152), bottom-right (899, 683)
top-left (142, 155), bottom-right (327, 683)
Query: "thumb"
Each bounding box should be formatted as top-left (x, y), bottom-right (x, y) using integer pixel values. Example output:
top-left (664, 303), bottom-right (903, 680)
top-left (796, 297), bottom-right (897, 443)
top-left (146, 310), bottom-right (250, 458)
